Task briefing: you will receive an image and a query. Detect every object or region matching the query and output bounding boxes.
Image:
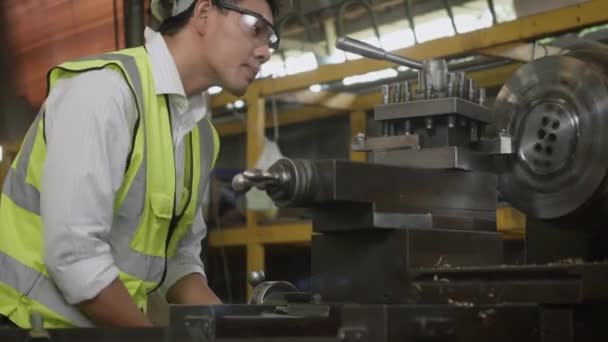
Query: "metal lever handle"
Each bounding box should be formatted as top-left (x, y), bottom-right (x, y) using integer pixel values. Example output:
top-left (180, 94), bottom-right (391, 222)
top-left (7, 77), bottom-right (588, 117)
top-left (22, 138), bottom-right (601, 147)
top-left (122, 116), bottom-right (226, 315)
top-left (232, 169), bottom-right (282, 193)
top-left (336, 36), bottom-right (423, 70)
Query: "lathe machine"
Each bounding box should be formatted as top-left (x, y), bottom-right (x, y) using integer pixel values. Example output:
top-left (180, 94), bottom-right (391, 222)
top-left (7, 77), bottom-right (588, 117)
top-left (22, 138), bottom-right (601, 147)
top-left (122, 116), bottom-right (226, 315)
top-left (3, 38), bottom-right (608, 342)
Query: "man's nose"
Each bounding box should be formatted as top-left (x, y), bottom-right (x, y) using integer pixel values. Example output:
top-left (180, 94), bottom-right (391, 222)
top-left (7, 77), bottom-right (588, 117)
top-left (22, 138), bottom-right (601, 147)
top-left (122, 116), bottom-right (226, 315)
top-left (254, 44), bottom-right (272, 64)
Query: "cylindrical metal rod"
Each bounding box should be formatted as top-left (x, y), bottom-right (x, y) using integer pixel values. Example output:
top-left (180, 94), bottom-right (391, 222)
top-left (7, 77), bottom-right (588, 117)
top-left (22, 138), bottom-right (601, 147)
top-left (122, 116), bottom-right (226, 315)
top-left (336, 37), bottom-right (423, 69)
top-left (124, 0), bottom-right (144, 47)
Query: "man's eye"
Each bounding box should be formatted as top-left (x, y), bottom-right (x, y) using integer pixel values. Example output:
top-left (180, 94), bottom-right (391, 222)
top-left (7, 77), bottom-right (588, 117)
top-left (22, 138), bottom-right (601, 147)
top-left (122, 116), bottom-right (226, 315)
top-left (251, 24), bottom-right (261, 36)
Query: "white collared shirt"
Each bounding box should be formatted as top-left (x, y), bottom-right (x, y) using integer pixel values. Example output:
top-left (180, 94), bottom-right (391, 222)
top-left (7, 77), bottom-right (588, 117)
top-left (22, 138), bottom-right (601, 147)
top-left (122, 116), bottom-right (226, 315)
top-left (41, 28), bottom-right (210, 304)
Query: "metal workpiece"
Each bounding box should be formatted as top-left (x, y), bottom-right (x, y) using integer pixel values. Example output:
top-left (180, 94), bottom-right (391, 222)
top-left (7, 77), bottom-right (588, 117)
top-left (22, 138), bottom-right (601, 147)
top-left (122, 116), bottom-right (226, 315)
top-left (232, 159), bottom-right (320, 207)
top-left (494, 49), bottom-right (608, 219)
top-left (335, 36), bottom-right (423, 69)
top-left (374, 97), bottom-right (492, 123)
top-left (232, 168), bottom-right (286, 193)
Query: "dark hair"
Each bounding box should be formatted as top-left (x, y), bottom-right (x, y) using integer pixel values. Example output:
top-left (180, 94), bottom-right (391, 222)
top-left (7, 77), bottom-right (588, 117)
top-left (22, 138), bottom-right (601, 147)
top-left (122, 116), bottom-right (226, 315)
top-left (159, 0), bottom-right (279, 36)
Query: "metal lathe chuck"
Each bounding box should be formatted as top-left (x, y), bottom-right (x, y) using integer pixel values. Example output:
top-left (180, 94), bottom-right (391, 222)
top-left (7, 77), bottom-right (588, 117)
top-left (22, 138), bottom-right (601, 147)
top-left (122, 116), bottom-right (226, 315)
top-left (495, 50), bottom-right (608, 219)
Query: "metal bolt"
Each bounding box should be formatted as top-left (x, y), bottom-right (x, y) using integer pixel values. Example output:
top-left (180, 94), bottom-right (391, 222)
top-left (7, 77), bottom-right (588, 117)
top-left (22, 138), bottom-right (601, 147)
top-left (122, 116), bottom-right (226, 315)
top-left (471, 123), bottom-right (480, 142)
top-left (478, 88), bottom-right (486, 106)
top-left (382, 121), bottom-right (390, 136)
top-left (355, 132), bottom-right (366, 142)
top-left (425, 84), bottom-right (433, 100)
top-left (425, 117), bottom-right (434, 130)
top-left (457, 72), bottom-right (466, 98)
top-left (402, 81), bottom-right (412, 102)
top-left (312, 293), bottom-right (323, 304)
top-left (448, 115), bottom-right (456, 128)
top-left (467, 78), bottom-right (476, 102)
top-left (391, 83), bottom-right (401, 103)
top-left (418, 70), bottom-right (426, 96)
top-left (389, 122), bottom-right (396, 136)
top-left (448, 72), bottom-right (456, 97)
top-left (382, 84), bottom-right (390, 104)
top-left (404, 120), bottom-right (411, 135)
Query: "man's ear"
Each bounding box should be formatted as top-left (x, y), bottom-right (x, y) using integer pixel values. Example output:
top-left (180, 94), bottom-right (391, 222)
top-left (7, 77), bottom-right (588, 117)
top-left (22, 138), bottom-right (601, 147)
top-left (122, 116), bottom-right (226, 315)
top-left (193, 0), bottom-right (213, 35)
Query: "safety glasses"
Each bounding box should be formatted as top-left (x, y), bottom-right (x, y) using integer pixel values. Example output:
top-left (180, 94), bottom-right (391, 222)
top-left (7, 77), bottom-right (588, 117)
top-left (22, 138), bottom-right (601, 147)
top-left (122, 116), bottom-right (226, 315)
top-left (214, 0), bottom-right (280, 50)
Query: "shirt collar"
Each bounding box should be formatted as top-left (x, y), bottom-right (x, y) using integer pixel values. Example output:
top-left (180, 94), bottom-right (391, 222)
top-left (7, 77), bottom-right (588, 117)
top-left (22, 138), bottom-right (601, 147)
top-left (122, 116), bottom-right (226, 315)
top-left (144, 27), bottom-right (189, 113)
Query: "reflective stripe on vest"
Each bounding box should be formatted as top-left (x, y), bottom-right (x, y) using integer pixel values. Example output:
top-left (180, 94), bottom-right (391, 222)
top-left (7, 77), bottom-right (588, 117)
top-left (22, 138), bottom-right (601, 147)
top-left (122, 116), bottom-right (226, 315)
top-left (1, 115), bottom-right (42, 214)
top-left (0, 47), bottom-right (219, 327)
top-left (0, 253), bottom-right (93, 326)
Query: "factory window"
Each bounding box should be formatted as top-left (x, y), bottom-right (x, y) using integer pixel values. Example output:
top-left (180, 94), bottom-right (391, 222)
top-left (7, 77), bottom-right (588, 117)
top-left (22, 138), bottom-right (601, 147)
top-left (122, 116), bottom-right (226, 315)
top-left (260, 54), bottom-right (287, 78)
top-left (254, 0), bottom-right (518, 79)
top-left (284, 51), bottom-right (318, 74)
top-left (380, 28), bottom-right (416, 51)
top-left (260, 51), bottom-right (318, 78)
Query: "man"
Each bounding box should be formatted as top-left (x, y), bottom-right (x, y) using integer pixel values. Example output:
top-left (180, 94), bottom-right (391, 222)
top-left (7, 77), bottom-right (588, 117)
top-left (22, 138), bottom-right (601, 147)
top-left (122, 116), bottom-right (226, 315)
top-left (0, 0), bottom-right (278, 328)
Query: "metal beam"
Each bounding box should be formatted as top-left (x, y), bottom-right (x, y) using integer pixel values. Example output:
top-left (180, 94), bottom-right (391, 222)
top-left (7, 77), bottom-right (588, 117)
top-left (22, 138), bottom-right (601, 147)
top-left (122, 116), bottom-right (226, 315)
top-left (481, 42), bottom-right (563, 62)
top-left (245, 91), bottom-right (265, 297)
top-left (215, 105), bottom-right (347, 137)
top-left (209, 223), bottom-right (312, 247)
top-left (210, 0), bottom-right (608, 108)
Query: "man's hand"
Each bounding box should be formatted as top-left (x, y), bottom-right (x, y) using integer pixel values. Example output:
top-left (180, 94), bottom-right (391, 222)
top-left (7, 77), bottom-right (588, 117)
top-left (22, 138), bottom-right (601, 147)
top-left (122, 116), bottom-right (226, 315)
top-left (79, 277), bottom-right (153, 327)
top-left (166, 273), bottom-right (222, 305)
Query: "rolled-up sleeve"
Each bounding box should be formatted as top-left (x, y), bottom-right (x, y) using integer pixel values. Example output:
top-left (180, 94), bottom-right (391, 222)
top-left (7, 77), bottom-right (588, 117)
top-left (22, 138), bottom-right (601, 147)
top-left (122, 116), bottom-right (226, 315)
top-left (160, 206), bottom-right (208, 295)
top-left (41, 70), bottom-right (136, 304)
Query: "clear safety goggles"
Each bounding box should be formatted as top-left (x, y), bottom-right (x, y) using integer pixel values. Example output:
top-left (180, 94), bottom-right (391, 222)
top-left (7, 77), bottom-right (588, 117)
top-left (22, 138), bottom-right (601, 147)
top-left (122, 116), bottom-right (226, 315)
top-left (214, 0), bottom-right (280, 50)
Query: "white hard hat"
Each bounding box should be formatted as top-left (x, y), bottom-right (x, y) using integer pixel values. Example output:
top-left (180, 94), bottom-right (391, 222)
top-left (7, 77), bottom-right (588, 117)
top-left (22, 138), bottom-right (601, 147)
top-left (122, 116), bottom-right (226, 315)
top-left (150, 0), bottom-right (197, 22)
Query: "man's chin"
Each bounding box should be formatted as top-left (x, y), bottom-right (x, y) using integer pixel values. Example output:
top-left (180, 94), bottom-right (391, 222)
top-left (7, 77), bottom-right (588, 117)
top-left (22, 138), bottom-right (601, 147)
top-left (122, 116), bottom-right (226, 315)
top-left (224, 86), bottom-right (247, 97)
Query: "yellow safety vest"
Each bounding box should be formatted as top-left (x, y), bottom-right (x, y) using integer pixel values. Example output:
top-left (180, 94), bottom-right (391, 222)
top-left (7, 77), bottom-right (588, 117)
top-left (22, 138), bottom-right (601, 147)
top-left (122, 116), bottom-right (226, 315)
top-left (0, 47), bottom-right (220, 328)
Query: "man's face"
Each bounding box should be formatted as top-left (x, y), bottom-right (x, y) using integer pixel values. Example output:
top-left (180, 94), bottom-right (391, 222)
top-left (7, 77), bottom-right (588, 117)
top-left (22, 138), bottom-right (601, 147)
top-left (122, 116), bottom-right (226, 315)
top-left (205, 0), bottom-right (274, 96)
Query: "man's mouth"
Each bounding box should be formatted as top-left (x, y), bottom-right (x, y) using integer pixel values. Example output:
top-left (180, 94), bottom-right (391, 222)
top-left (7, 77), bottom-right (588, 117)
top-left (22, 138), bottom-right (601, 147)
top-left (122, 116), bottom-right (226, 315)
top-left (245, 65), bottom-right (259, 80)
